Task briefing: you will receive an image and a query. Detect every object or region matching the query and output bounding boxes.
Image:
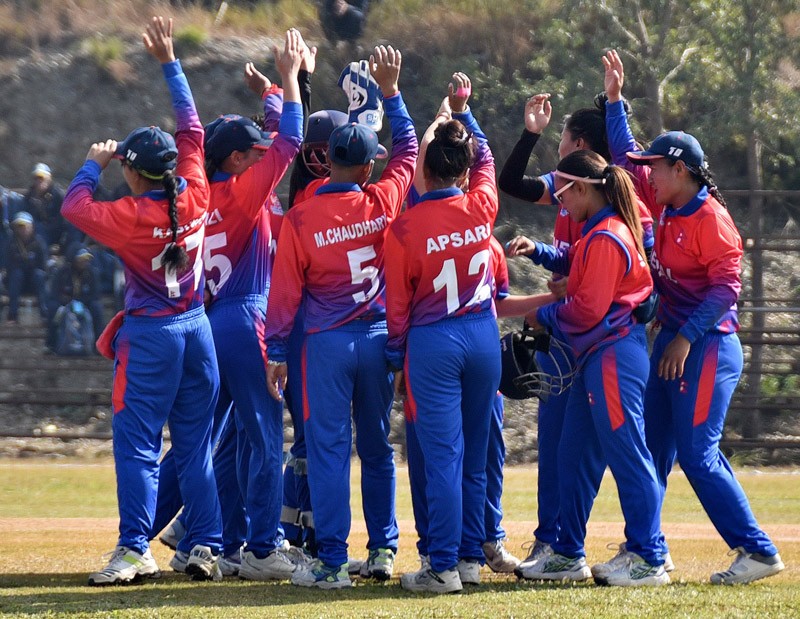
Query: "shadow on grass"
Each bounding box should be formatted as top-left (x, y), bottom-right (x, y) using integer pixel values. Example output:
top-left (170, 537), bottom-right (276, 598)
top-left (0, 572), bottom-right (597, 613)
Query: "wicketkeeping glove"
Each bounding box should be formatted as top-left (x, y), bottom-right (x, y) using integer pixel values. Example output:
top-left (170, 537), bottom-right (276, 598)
top-left (338, 60), bottom-right (384, 132)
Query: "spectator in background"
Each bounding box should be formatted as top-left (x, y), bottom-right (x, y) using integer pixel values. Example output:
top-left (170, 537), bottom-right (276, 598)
top-left (4, 211), bottom-right (48, 324)
top-left (0, 185), bottom-right (25, 272)
top-left (46, 247), bottom-right (105, 352)
top-left (319, 0), bottom-right (371, 45)
top-left (24, 163), bottom-right (68, 253)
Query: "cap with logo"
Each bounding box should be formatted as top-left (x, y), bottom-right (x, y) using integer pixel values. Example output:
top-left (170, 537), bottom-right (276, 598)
top-left (626, 131), bottom-right (705, 169)
top-left (328, 122), bottom-right (388, 167)
top-left (114, 126), bottom-right (178, 180)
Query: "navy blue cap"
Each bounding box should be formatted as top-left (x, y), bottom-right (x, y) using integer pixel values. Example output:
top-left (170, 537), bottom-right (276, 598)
top-left (328, 122), bottom-right (387, 167)
top-left (305, 110), bottom-right (348, 145)
top-left (205, 115), bottom-right (276, 166)
top-left (114, 126), bottom-right (178, 180)
top-left (627, 131), bottom-right (705, 169)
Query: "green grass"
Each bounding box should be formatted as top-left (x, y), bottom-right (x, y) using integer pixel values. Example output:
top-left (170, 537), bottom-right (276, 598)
top-left (0, 460), bottom-right (798, 618)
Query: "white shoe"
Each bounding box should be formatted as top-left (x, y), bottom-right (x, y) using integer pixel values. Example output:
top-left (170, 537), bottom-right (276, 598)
top-left (158, 518), bottom-right (186, 550)
top-left (401, 566), bottom-right (462, 594)
top-left (419, 554), bottom-right (431, 571)
top-left (456, 559), bottom-right (481, 585)
top-left (185, 544), bottom-right (222, 582)
top-left (518, 539), bottom-right (553, 571)
top-left (291, 559), bottom-right (351, 589)
top-left (169, 549), bottom-right (188, 574)
top-left (88, 546), bottom-right (160, 586)
top-left (592, 542), bottom-right (675, 580)
top-left (284, 545), bottom-right (314, 568)
top-left (600, 551), bottom-right (670, 587)
top-left (219, 549), bottom-right (242, 577)
top-left (515, 552), bottom-right (591, 581)
top-left (663, 551), bottom-right (675, 573)
top-left (710, 547), bottom-right (785, 585)
top-left (483, 539), bottom-right (521, 573)
top-left (239, 548), bottom-right (297, 581)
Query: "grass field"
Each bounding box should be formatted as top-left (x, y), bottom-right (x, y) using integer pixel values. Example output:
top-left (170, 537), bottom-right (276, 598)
top-left (1, 459), bottom-right (799, 618)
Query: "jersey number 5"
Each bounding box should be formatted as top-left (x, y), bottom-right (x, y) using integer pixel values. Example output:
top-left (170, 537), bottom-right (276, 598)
top-left (348, 245), bottom-right (379, 304)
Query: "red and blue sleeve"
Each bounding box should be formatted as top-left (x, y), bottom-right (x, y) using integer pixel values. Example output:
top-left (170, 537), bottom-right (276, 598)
top-left (368, 92), bottom-right (419, 221)
top-left (384, 224), bottom-right (413, 370)
top-left (605, 100), bottom-right (659, 217)
top-left (454, 108), bottom-right (498, 215)
top-left (490, 238), bottom-right (509, 301)
top-left (265, 216), bottom-right (309, 362)
top-left (235, 101), bottom-right (303, 220)
top-left (62, 161), bottom-right (137, 251)
top-left (679, 212), bottom-right (743, 343)
top-left (537, 236), bottom-right (627, 335)
top-left (163, 60), bottom-right (206, 197)
top-left (261, 83), bottom-right (284, 133)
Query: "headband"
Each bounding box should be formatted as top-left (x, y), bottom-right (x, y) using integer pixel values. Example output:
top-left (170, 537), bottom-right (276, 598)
top-left (554, 170), bottom-right (606, 184)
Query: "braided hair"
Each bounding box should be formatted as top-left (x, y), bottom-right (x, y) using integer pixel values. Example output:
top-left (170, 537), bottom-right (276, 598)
top-left (692, 165), bottom-right (727, 208)
top-left (160, 169), bottom-right (189, 273)
top-left (557, 150), bottom-right (646, 261)
top-left (424, 119), bottom-right (476, 183)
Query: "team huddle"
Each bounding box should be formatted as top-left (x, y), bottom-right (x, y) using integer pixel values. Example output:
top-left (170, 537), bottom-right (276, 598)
top-left (61, 16), bottom-right (785, 593)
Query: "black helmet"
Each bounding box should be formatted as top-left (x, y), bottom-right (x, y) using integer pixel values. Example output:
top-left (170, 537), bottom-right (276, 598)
top-left (499, 328), bottom-right (575, 402)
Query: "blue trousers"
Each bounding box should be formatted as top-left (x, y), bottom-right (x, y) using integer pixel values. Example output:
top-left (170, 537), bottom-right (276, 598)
top-left (302, 320), bottom-right (398, 567)
top-left (150, 397), bottom-right (242, 555)
top-left (209, 294), bottom-right (285, 556)
top-left (645, 329), bottom-right (777, 556)
top-left (554, 327), bottom-right (663, 565)
top-left (281, 313), bottom-right (313, 546)
top-left (405, 312), bottom-right (501, 573)
top-left (112, 305), bottom-right (222, 555)
top-left (533, 348), bottom-right (572, 545)
top-left (405, 393), bottom-right (506, 556)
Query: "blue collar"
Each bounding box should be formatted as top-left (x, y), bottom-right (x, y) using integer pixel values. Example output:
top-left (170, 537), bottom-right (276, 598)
top-left (664, 186), bottom-right (709, 218)
top-left (418, 187), bottom-right (464, 203)
top-left (211, 171), bottom-right (233, 183)
top-left (140, 176), bottom-right (188, 200)
top-left (315, 182), bottom-right (362, 195)
top-left (582, 204), bottom-right (616, 236)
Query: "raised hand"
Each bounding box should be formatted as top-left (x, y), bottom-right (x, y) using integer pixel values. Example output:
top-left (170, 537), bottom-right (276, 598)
top-left (296, 30), bottom-right (317, 74)
top-left (448, 72), bottom-right (471, 114)
top-left (244, 62), bottom-right (271, 97)
top-left (86, 139), bottom-right (118, 170)
top-left (370, 45), bottom-right (401, 98)
top-left (602, 49), bottom-right (624, 103)
top-left (143, 16), bottom-right (175, 64)
top-left (524, 93), bottom-right (552, 134)
top-left (273, 28), bottom-right (303, 81)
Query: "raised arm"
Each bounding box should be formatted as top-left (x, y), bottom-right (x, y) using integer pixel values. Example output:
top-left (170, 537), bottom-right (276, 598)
top-left (498, 94), bottom-right (552, 204)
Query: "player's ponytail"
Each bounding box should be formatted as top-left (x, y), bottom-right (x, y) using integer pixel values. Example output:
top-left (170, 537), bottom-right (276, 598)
top-left (601, 165), bottom-right (646, 261)
top-left (557, 150), bottom-right (645, 260)
top-left (424, 119), bottom-right (476, 184)
top-left (160, 170), bottom-right (189, 273)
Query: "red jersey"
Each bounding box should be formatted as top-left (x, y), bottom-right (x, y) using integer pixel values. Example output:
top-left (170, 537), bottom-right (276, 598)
top-left (265, 92), bottom-right (418, 362)
top-left (385, 109), bottom-right (498, 368)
